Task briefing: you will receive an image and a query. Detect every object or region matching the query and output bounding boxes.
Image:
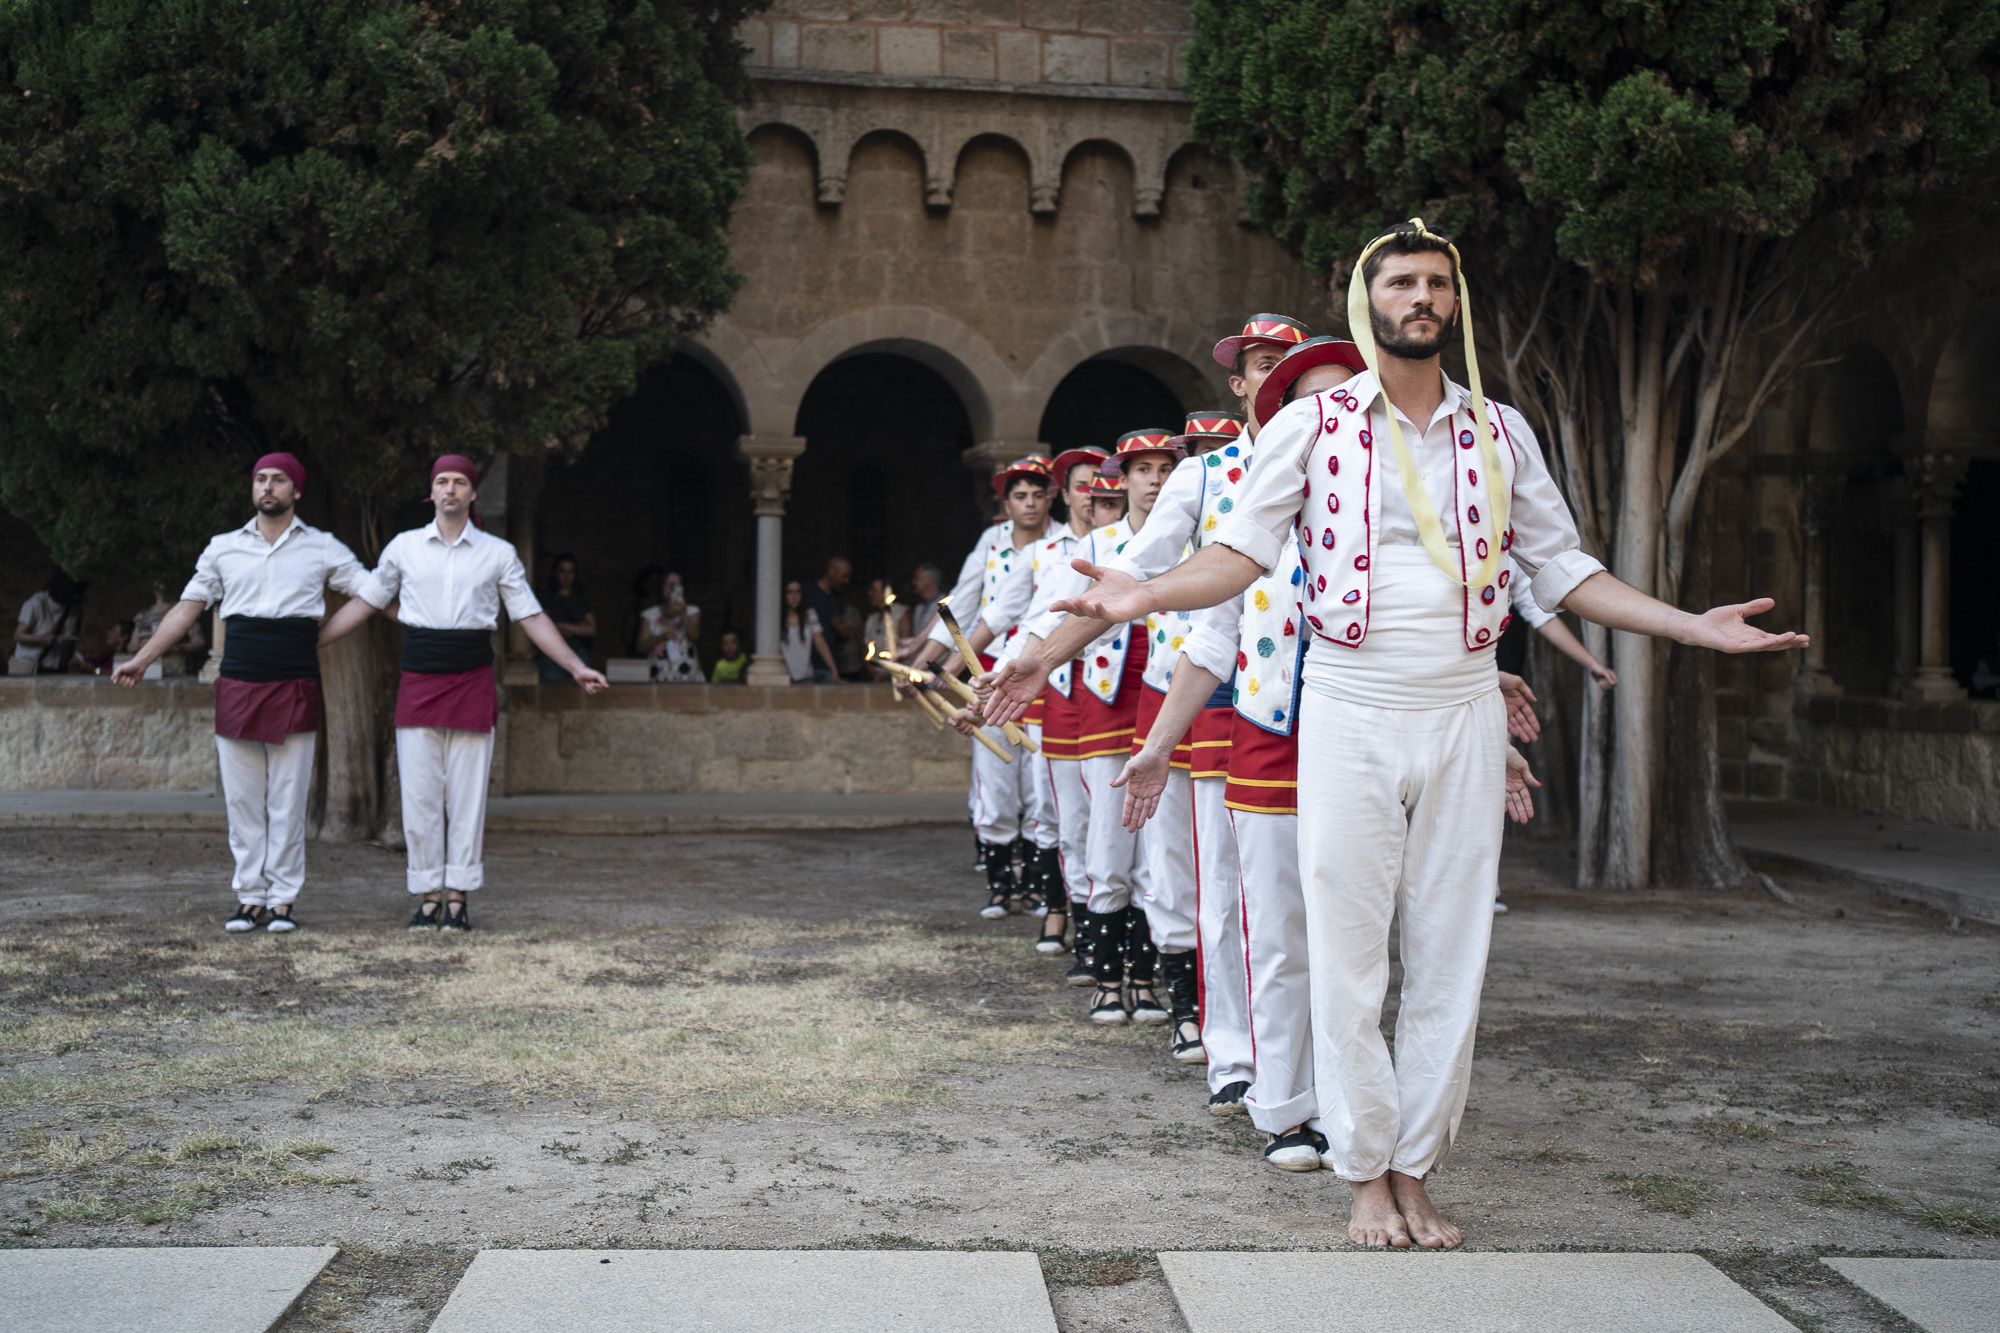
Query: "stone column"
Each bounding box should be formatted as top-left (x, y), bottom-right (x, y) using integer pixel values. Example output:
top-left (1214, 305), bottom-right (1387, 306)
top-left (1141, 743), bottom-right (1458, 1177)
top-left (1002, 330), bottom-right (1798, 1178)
top-left (1890, 483), bottom-right (1920, 689)
top-left (739, 434), bottom-right (806, 687)
top-left (1793, 470), bottom-right (1842, 699)
top-left (1904, 450), bottom-right (1968, 703)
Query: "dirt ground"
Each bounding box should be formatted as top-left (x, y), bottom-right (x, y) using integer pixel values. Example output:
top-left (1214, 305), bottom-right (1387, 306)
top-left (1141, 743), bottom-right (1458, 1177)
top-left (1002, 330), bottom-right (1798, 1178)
top-left (1, 825), bottom-right (1996, 1332)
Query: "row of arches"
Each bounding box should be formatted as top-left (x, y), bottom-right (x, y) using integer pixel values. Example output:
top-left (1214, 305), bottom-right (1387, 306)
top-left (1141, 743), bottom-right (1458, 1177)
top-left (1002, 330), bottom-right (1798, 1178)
top-left (742, 109), bottom-right (1232, 218)
top-left (534, 324), bottom-right (1220, 663)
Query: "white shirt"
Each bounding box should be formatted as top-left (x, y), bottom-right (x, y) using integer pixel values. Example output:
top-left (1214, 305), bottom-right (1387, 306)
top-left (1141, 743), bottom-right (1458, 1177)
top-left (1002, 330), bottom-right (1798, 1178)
top-left (359, 521), bottom-right (541, 630)
top-left (180, 515), bottom-right (368, 620)
top-left (1216, 370), bottom-right (1604, 613)
top-left (12, 590), bottom-right (77, 662)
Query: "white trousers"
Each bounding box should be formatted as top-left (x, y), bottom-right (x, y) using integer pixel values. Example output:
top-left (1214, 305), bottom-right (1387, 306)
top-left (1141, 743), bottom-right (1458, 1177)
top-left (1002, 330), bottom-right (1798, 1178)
top-left (1044, 757), bottom-right (1090, 905)
top-left (1080, 751), bottom-right (1144, 913)
top-left (969, 728), bottom-right (1026, 844)
top-left (1232, 808), bottom-right (1314, 1133)
top-left (1297, 688), bottom-right (1506, 1181)
top-left (1193, 775), bottom-right (1252, 1096)
top-left (397, 727), bottom-right (495, 894)
top-left (217, 733), bottom-right (316, 907)
top-left (1137, 766), bottom-right (1197, 952)
top-left (1023, 723), bottom-right (1058, 850)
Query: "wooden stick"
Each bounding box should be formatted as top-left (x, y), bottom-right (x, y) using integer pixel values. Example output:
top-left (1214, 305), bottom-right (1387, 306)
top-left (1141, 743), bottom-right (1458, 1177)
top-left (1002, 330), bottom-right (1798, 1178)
top-left (911, 687), bottom-right (950, 729)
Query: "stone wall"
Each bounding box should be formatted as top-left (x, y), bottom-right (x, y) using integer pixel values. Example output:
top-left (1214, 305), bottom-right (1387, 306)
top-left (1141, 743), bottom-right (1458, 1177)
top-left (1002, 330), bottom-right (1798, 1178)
top-left (501, 683), bottom-right (970, 794)
top-left (0, 679), bottom-right (971, 797)
top-left (742, 2), bottom-right (1193, 92)
top-left (0, 679), bottom-right (217, 791)
top-left (1787, 697), bottom-right (2000, 832)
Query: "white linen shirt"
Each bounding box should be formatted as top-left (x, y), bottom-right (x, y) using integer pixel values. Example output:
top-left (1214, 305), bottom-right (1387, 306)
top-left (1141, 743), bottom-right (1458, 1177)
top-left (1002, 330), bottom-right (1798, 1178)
top-left (180, 516), bottom-right (368, 619)
top-left (358, 521), bottom-right (541, 631)
top-left (1214, 370), bottom-right (1605, 613)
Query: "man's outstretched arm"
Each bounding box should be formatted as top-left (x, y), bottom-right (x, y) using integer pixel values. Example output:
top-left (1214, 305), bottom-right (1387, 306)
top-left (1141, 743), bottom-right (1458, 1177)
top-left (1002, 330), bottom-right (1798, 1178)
top-left (1560, 573), bottom-right (1806, 654)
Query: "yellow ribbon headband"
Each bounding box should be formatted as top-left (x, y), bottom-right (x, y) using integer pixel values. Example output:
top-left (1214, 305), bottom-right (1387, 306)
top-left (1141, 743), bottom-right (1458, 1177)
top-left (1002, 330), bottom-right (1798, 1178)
top-left (1344, 218), bottom-right (1510, 590)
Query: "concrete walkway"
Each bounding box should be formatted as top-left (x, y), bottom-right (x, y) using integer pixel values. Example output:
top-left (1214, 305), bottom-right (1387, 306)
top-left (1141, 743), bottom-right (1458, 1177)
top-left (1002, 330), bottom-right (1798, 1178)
top-left (1730, 800), bottom-right (2000, 925)
top-left (0, 790), bottom-right (970, 835)
top-left (5, 1247), bottom-right (1997, 1332)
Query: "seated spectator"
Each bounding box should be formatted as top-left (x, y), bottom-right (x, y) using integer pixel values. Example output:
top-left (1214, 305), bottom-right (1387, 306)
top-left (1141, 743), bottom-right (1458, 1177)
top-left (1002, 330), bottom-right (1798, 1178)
top-left (638, 572), bottom-right (703, 684)
top-left (781, 580), bottom-right (838, 684)
top-left (627, 566), bottom-right (664, 656)
top-left (710, 629), bottom-right (751, 684)
top-left (802, 555), bottom-right (853, 670)
top-left (130, 582), bottom-right (206, 673)
top-left (536, 553), bottom-right (597, 684)
top-left (12, 572), bottom-right (84, 676)
top-left (899, 563), bottom-right (944, 662)
top-left (79, 619), bottom-right (134, 675)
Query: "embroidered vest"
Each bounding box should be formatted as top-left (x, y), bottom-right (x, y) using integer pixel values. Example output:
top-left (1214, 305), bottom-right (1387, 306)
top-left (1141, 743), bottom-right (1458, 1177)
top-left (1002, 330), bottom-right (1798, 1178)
top-left (1231, 526), bottom-right (1307, 736)
top-left (1028, 527), bottom-right (1081, 697)
top-left (1295, 386), bottom-right (1522, 653)
top-left (1076, 520), bottom-right (1138, 704)
top-left (976, 520), bottom-right (1022, 628)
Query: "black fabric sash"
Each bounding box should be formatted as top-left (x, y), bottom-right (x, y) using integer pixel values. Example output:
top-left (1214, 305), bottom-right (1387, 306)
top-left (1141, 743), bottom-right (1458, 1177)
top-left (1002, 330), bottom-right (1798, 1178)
top-left (401, 626), bottom-right (494, 674)
top-left (220, 616), bottom-right (320, 682)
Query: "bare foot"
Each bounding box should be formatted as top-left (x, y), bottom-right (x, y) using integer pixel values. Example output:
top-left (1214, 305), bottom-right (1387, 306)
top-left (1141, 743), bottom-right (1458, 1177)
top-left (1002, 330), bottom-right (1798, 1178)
top-left (1347, 1176), bottom-right (1412, 1248)
top-left (1388, 1170), bottom-right (1463, 1249)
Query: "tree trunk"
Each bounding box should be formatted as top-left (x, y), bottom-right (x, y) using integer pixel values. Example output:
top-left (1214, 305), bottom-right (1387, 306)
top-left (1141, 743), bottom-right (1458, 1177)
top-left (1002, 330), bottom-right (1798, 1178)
top-left (1653, 486), bottom-right (1755, 888)
top-left (313, 609), bottom-right (404, 847)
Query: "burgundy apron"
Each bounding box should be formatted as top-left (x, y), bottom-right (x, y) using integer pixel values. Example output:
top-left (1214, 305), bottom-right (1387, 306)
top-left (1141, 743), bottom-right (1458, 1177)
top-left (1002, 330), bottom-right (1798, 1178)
top-left (214, 617), bottom-right (320, 744)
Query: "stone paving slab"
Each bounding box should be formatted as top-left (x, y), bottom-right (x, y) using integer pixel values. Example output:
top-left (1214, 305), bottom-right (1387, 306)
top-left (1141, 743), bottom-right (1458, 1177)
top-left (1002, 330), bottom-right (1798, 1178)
top-left (427, 1249), bottom-right (1058, 1332)
top-left (1823, 1257), bottom-right (2000, 1333)
top-left (0, 1246), bottom-right (337, 1333)
top-left (1159, 1251), bottom-right (1798, 1333)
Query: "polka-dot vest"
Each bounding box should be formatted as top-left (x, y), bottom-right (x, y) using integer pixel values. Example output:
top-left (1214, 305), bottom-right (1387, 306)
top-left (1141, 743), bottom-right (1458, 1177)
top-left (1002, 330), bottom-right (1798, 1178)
top-left (1297, 385), bottom-right (1522, 653)
top-left (1077, 519), bottom-right (1138, 705)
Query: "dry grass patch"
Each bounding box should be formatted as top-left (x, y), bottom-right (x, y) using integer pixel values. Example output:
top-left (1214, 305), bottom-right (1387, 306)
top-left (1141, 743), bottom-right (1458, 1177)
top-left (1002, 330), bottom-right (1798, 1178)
top-left (0, 922), bottom-right (1071, 1120)
top-left (1612, 1172), bottom-right (1718, 1215)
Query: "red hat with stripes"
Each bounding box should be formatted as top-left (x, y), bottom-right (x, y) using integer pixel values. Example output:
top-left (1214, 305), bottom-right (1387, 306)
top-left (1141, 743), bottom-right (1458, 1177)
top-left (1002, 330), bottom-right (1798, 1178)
top-left (1212, 313), bottom-right (1311, 368)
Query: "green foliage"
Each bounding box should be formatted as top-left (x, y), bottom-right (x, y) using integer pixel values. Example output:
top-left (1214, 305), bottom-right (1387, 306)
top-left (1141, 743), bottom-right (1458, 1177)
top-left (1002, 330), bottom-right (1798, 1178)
top-left (1191, 0), bottom-right (2000, 282)
top-left (0, 0), bottom-right (755, 578)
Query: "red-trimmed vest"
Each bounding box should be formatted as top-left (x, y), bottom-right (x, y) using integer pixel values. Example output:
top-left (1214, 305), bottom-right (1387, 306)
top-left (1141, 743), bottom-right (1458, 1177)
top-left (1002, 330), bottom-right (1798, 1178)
top-left (1295, 385), bottom-right (1522, 653)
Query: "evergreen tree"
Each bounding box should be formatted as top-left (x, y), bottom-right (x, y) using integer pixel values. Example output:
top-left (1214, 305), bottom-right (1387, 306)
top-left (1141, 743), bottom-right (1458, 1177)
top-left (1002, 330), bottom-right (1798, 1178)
top-left (1191, 0), bottom-right (2000, 887)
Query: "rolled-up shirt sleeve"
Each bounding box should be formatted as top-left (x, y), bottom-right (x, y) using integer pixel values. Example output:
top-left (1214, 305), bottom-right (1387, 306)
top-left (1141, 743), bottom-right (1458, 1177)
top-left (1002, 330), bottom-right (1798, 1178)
top-left (323, 535), bottom-right (369, 603)
top-left (1496, 404), bottom-right (1606, 610)
top-left (1214, 398), bottom-right (1317, 573)
top-left (929, 539), bottom-right (988, 649)
top-left (1101, 460), bottom-right (1203, 580)
top-left (1181, 593), bottom-right (1241, 680)
top-left (356, 536), bottom-right (404, 610)
top-left (179, 537), bottom-right (225, 607)
top-left (1506, 557), bottom-right (1555, 629)
top-left (497, 546), bottom-right (542, 622)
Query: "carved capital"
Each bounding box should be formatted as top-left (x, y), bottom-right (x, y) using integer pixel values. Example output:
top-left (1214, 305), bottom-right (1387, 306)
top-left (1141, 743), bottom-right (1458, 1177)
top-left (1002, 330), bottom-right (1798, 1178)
top-left (1906, 450), bottom-right (1969, 520)
top-left (925, 176), bottom-right (953, 210)
top-left (1029, 184), bottom-right (1059, 216)
top-left (816, 174), bottom-right (846, 208)
top-left (1133, 187), bottom-right (1163, 219)
top-left (738, 434), bottom-right (807, 517)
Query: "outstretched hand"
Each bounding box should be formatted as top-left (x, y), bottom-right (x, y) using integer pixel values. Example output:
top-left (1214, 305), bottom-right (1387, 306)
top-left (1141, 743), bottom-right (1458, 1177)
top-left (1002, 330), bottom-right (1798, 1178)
top-left (1683, 598), bottom-right (1808, 654)
top-left (979, 657), bottom-right (1047, 728)
top-left (573, 667), bottom-right (609, 694)
top-left (1112, 748), bottom-right (1170, 832)
top-left (1498, 671), bottom-right (1540, 744)
top-left (1504, 748), bottom-right (1542, 826)
top-left (1051, 560), bottom-right (1151, 625)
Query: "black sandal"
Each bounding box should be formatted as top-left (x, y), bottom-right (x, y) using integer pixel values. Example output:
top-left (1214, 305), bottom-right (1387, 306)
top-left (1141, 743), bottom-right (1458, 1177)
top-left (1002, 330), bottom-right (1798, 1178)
top-left (408, 898), bottom-right (443, 931)
top-left (1035, 903), bottom-right (1068, 955)
top-left (441, 897), bottom-right (472, 933)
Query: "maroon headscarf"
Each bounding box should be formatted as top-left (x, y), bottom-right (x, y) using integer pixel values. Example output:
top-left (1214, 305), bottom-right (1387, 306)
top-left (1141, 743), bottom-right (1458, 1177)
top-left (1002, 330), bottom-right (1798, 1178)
top-left (428, 455), bottom-right (482, 528)
top-left (253, 452), bottom-right (306, 493)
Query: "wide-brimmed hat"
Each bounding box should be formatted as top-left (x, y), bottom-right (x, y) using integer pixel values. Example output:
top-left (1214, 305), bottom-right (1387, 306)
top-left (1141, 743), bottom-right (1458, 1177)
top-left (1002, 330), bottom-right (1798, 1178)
top-left (1211, 313), bottom-right (1310, 368)
top-left (1088, 471), bottom-right (1126, 496)
top-left (1162, 409), bottom-right (1246, 455)
top-left (1099, 427), bottom-right (1182, 475)
top-left (1047, 445), bottom-right (1112, 488)
top-left (1252, 336), bottom-right (1368, 426)
top-left (991, 455), bottom-right (1053, 496)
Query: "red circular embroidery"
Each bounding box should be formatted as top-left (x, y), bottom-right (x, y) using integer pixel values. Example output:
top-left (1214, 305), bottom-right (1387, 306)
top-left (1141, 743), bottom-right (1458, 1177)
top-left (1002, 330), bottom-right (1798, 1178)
top-left (1499, 615), bottom-right (1513, 632)
top-left (1094, 655), bottom-right (1109, 668)
top-left (1498, 570), bottom-right (1510, 588)
top-left (1476, 538), bottom-right (1490, 559)
top-left (1354, 555), bottom-right (1370, 571)
top-left (1467, 468), bottom-right (1478, 485)
top-left (1468, 505), bottom-right (1481, 524)
top-left (1346, 622), bottom-right (1362, 640)
top-left (1342, 590), bottom-right (1360, 604)
top-left (1328, 456), bottom-right (1340, 475)
top-left (1481, 586), bottom-right (1496, 605)
top-left (1326, 493), bottom-right (1339, 514)
top-left (1475, 627), bottom-right (1491, 644)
